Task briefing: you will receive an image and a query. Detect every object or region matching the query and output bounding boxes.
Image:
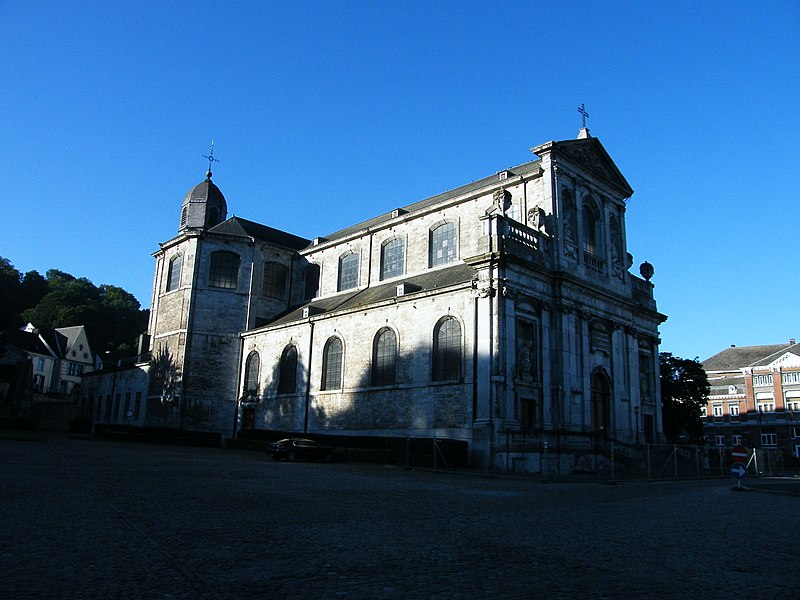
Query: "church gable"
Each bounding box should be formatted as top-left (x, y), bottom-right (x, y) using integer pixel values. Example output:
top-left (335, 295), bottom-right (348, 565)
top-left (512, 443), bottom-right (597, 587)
top-left (544, 138), bottom-right (633, 198)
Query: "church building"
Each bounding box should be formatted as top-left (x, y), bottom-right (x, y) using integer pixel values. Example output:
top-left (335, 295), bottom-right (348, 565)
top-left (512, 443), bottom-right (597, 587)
top-left (101, 127), bottom-right (667, 472)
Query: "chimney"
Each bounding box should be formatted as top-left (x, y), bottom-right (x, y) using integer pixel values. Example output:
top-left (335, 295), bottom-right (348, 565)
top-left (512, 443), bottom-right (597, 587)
top-left (791, 338), bottom-right (796, 345)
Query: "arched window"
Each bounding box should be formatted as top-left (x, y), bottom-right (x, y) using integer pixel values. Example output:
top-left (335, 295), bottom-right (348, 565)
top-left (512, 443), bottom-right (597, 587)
top-left (207, 206), bottom-right (220, 228)
top-left (180, 206), bottom-right (188, 228)
top-left (304, 263), bottom-right (320, 300)
top-left (243, 351), bottom-right (260, 393)
top-left (432, 317), bottom-right (461, 381)
top-left (380, 238), bottom-right (405, 280)
top-left (338, 252), bottom-right (359, 291)
top-left (429, 222), bottom-right (457, 268)
top-left (278, 345), bottom-right (298, 394)
top-left (262, 262), bottom-right (288, 300)
top-left (582, 202), bottom-right (600, 255)
top-left (321, 337), bottom-right (343, 390)
top-left (166, 255), bottom-right (182, 292)
top-left (372, 328), bottom-right (397, 386)
top-left (208, 251), bottom-right (240, 289)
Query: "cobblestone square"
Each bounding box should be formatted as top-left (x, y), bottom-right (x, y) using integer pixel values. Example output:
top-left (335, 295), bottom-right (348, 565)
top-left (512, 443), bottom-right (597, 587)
top-left (1, 436), bottom-right (796, 599)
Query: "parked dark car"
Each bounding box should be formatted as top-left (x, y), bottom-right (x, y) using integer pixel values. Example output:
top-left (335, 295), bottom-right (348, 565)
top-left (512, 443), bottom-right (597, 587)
top-left (269, 438), bottom-right (335, 462)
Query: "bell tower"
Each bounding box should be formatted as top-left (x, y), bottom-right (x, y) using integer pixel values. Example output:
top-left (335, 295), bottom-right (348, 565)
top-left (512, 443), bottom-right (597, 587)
top-left (178, 142), bottom-right (227, 231)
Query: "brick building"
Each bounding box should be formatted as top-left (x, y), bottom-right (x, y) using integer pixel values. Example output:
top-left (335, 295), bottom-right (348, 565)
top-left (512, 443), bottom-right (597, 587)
top-left (87, 128), bottom-right (667, 472)
top-left (701, 341), bottom-right (800, 460)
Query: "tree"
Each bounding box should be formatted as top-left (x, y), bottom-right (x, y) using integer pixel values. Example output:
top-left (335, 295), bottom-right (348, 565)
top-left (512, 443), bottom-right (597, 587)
top-left (0, 257), bottom-right (48, 328)
top-left (659, 352), bottom-right (710, 442)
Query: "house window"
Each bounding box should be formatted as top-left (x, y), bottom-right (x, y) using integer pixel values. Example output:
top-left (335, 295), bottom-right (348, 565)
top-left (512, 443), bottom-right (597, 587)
top-left (304, 263), bottom-right (320, 300)
top-left (786, 399), bottom-right (800, 412)
top-left (37, 358), bottom-right (45, 371)
top-left (67, 362), bottom-right (83, 376)
top-left (432, 317), bottom-right (461, 381)
top-left (208, 251), bottom-right (240, 289)
top-left (753, 374), bottom-right (772, 386)
top-left (380, 239), bottom-right (405, 280)
top-left (372, 328), bottom-right (397, 386)
top-left (757, 401), bottom-right (775, 413)
top-left (715, 435), bottom-right (725, 446)
top-left (243, 351), bottom-right (260, 393)
top-left (782, 371), bottom-right (800, 384)
top-left (732, 434), bottom-right (742, 446)
top-left (761, 433), bottom-right (777, 447)
top-left (124, 392), bottom-right (131, 418)
top-left (262, 262), bottom-right (288, 300)
top-left (321, 337), bottom-right (343, 390)
top-left (700, 406), bottom-right (707, 418)
top-left (429, 222), bottom-right (457, 267)
top-left (167, 255), bottom-right (182, 292)
top-left (338, 253), bottom-right (359, 291)
top-left (278, 345), bottom-right (298, 394)
top-left (712, 405), bottom-right (723, 417)
top-left (791, 427), bottom-right (800, 439)
top-left (728, 404), bottom-right (740, 419)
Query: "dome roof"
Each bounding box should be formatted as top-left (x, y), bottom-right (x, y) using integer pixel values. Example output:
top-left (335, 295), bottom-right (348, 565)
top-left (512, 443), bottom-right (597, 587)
top-left (183, 178), bottom-right (226, 206)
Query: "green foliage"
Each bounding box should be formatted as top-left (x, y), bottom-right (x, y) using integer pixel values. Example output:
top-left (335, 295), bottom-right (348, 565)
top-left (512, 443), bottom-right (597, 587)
top-left (659, 352), bottom-right (710, 442)
top-left (1, 256), bottom-right (149, 356)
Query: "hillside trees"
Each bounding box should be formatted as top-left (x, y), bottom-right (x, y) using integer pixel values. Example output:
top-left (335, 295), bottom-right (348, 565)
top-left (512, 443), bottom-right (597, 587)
top-left (1, 257), bottom-right (148, 355)
top-left (659, 352), bottom-right (710, 442)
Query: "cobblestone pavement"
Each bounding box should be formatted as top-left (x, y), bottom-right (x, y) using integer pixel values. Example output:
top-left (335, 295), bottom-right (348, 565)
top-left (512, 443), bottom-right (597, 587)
top-left (1, 435), bottom-right (797, 600)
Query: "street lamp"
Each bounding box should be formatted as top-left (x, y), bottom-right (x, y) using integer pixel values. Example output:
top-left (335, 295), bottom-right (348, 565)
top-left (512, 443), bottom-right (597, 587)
top-left (634, 405), bottom-right (640, 444)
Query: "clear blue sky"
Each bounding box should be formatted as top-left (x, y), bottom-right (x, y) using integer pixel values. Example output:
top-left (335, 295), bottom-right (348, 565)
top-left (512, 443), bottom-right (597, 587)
top-left (2, 1), bottom-right (798, 361)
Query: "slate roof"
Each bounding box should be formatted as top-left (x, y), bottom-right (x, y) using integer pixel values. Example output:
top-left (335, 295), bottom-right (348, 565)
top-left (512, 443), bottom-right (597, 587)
top-left (257, 262), bottom-right (477, 329)
top-left (209, 216), bottom-right (310, 250)
top-left (317, 160), bottom-right (545, 244)
top-left (702, 343), bottom-right (800, 371)
top-left (0, 328), bottom-right (53, 356)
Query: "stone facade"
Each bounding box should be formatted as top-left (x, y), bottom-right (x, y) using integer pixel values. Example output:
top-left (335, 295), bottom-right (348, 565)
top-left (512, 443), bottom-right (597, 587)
top-left (87, 130), bottom-right (667, 472)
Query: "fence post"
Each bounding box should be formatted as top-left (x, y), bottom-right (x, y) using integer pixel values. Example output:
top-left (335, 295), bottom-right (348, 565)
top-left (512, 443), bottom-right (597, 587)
top-left (542, 441), bottom-right (549, 483)
top-left (610, 443), bottom-right (616, 483)
top-left (433, 438), bottom-right (437, 471)
top-left (646, 443), bottom-right (652, 481)
top-left (673, 445), bottom-right (679, 478)
top-left (719, 446), bottom-right (724, 477)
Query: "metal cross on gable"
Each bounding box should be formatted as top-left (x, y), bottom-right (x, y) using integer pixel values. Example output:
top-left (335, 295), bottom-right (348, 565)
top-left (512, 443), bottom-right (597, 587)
top-left (202, 140), bottom-right (220, 179)
top-left (578, 103), bottom-right (590, 128)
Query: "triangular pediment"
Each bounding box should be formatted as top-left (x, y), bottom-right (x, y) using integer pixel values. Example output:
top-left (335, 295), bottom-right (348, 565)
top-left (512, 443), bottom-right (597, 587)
top-left (768, 351), bottom-right (800, 368)
top-left (540, 137), bottom-right (634, 197)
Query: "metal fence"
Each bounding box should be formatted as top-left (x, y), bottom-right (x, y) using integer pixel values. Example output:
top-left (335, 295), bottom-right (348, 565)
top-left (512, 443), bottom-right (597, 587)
top-left (576, 443), bottom-right (795, 482)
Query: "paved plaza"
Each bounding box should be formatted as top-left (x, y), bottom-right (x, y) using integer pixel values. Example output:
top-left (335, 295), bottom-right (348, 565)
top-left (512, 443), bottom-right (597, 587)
top-left (1, 435), bottom-right (797, 599)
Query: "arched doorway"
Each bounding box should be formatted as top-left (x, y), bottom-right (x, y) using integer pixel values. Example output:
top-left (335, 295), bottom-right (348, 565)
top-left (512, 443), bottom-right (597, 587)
top-left (590, 369), bottom-right (611, 436)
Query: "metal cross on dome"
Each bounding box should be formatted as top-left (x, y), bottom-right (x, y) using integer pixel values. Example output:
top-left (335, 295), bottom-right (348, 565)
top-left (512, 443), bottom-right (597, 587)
top-left (578, 103), bottom-right (590, 128)
top-left (202, 140), bottom-right (220, 179)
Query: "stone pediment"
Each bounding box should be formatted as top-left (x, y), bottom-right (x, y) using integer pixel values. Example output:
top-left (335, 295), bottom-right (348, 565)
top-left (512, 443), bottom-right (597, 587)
top-left (768, 352), bottom-right (800, 368)
top-left (542, 138), bottom-right (634, 197)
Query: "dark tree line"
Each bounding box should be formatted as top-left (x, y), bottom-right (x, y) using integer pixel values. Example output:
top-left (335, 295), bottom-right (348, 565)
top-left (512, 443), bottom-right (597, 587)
top-left (659, 352), bottom-right (710, 442)
top-left (1, 256), bottom-right (149, 355)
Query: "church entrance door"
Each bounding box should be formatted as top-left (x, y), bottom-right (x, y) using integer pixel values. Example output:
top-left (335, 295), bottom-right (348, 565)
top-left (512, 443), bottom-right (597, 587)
top-left (590, 370), bottom-right (611, 437)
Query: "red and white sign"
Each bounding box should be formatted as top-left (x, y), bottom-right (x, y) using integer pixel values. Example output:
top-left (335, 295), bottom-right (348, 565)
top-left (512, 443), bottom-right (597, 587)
top-left (731, 446), bottom-right (749, 463)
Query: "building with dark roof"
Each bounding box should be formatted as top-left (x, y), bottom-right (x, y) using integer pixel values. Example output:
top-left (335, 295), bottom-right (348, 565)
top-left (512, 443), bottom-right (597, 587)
top-left (85, 127), bottom-right (667, 473)
top-left (701, 340), bottom-right (800, 463)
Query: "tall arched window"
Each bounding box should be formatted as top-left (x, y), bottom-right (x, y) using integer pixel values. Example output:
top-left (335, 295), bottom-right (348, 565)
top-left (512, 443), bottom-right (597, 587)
top-left (372, 328), bottom-right (397, 386)
top-left (338, 252), bottom-right (359, 291)
top-left (582, 202), bottom-right (600, 255)
top-left (208, 251), bottom-right (240, 289)
top-left (166, 255), bottom-right (182, 292)
top-left (380, 238), bottom-right (405, 280)
top-left (262, 262), bottom-right (288, 300)
top-left (243, 351), bottom-right (260, 393)
top-left (278, 345), bottom-right (298, 394)
top-left (321, 337), bottom-right (344, 390)
top-left (429, 222), bottom-right (457, 268)
top-left (432, 317), bottom-right (461, 381)
top-left (304, 263), bottom-right (320, 300)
